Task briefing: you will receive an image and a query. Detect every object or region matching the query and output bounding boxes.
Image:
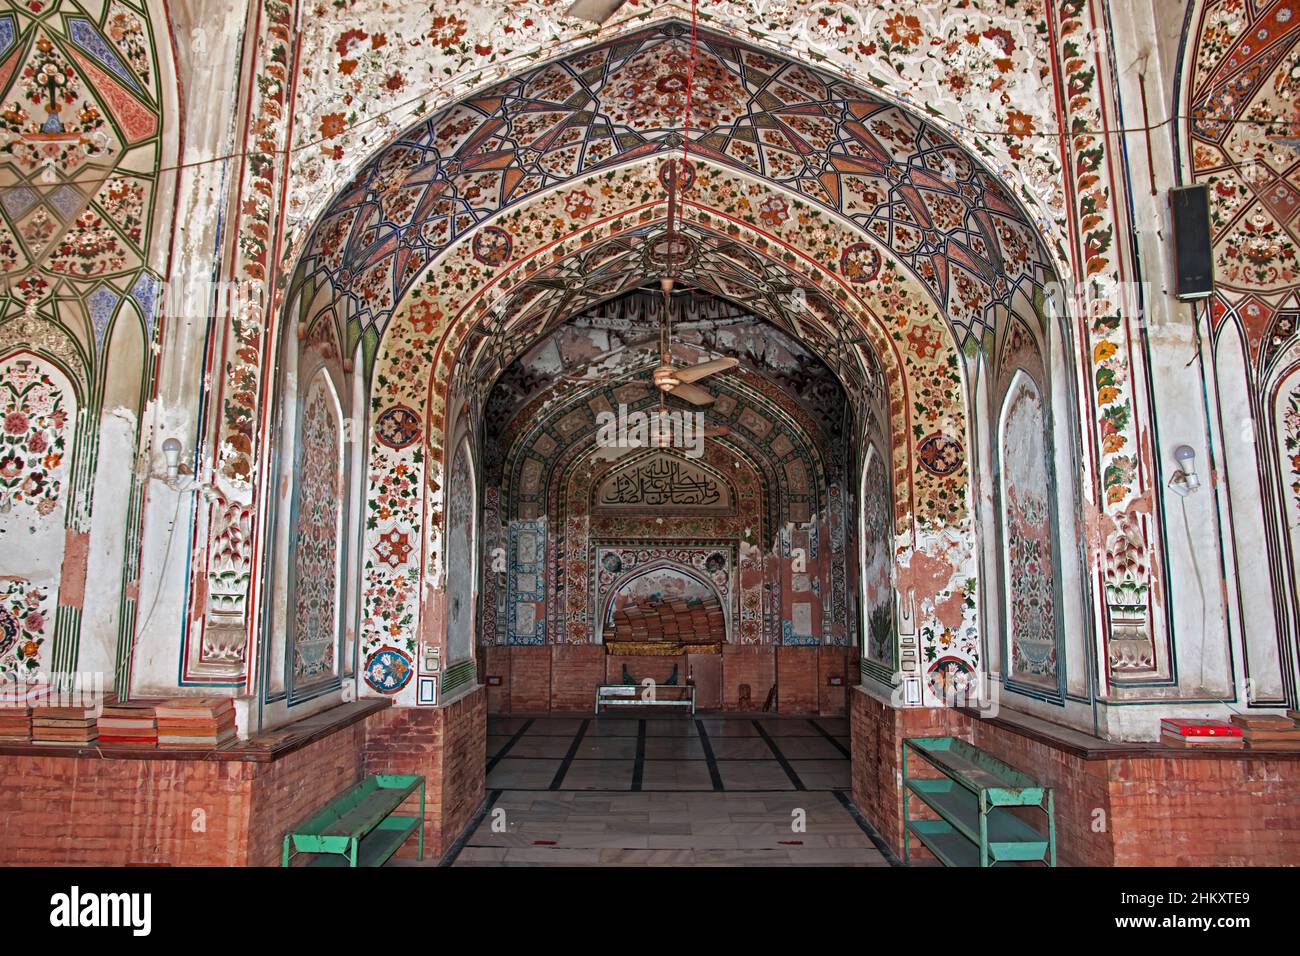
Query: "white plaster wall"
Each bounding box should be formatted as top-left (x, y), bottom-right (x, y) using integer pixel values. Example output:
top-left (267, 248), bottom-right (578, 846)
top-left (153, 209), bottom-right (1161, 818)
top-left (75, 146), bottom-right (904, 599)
top-left (130, 0), bottom-right (254, 695)
top-left (1100, 0), bottom-right (1237, 737)
top-left (78, 408), bottom-right (139, 686)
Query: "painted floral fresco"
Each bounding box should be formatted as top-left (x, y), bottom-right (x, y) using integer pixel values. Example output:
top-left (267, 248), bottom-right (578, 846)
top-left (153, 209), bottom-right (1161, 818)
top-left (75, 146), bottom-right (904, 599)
top-left (1000, 373), bottom-right (1058, 691)
top-left (290, 372), bottom-right (343, 689)
top-left (0, 578), bottom-right (50, 679)
top-left (3, 0), bottom-right (1272, 725)
top-left (1188, 0), bottom-right (1300, 697)
top-left (0, 356), bottom-right (69, 517)
top-left (444, 440), bottom-right (476, 664)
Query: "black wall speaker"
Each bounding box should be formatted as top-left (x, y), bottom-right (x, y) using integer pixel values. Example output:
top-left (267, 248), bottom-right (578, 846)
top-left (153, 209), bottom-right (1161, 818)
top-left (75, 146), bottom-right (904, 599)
top-left (1170, 184), bottom-right (1214, 300)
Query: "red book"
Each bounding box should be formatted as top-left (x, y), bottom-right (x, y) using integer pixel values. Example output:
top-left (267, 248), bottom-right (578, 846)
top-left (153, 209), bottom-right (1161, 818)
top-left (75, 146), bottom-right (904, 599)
top-left (1159, 718), bottom-right (1242, 738)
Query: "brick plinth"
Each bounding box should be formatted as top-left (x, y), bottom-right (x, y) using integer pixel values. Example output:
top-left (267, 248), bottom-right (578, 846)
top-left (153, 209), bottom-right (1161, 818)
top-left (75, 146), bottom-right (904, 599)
top-left (362, 686), bottom-right (487, 861)
top-left (0, 692), bottom-right (489, 867)
top-left (849, 686), bottom-right (1300, 866)
top-left (0, 716), bottom-right (369, 866)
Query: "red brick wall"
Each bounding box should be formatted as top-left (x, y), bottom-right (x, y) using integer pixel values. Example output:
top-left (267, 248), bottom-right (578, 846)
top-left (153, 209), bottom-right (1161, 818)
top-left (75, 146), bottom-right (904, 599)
top-left (0, 694), bottom-right (491, 867)
top-left (817, 646), bottom-right (851, 717)
top-left (777, 647), bottom-right (819, 714)
top-left (481, 644), bottom-right (511, 713)
top-left (1103, 755), bottom-right (1300, 866)
top-left (721, 645), bottom-right (776, 710)
top-left (508, 646), bottom-right (551, 712)
top-left (362, 687), bottom-right (487, 861)
top-left (245, 722), bottom-right (369, 867)
top-left (483, 644), bottom-right (839, 715)
top-left (0, 720), bottom-right (367, 866)
top-left (606, 654), bottom-right (685, 687)
top-left (849, 687), bottom-right (1300, 866)
top-left (966, 716), bottom-right (1113, 866)
top-left (849, 687), bottom-right (968, 862)
top-left (551, 645), bottom-right (605, 710)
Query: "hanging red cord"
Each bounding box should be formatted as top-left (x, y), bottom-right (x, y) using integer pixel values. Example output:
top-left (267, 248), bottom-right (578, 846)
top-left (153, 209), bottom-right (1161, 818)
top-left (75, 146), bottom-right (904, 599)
top-left (681, 0), bottom-right (699, 164)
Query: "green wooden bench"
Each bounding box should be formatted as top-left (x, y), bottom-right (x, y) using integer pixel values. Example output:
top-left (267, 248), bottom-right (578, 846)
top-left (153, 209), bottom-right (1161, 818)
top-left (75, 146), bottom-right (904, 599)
top-left (281, 774), bottom-right (425, 867)
top-left (902, 737), bottom-right (1055, 867)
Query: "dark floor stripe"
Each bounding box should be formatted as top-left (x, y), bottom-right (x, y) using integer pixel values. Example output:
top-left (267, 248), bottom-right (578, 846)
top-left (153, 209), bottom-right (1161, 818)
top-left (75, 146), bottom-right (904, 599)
top-left (439, 789), bottom-right (502, 867)
top-left (753, 720), bottom-right (806, 791)
top-left (631, 720), bottom-right (647, 791)
top-left (808, 718), bottom-right (851, 758)
top-left (832, 790), bottom-right (903, 867)
top-left (486, 718), bottom-right (534, 774)
top-left (548, 718), bottom-right (590, 790)
top-left (695, 719), bottom-right (725, 791)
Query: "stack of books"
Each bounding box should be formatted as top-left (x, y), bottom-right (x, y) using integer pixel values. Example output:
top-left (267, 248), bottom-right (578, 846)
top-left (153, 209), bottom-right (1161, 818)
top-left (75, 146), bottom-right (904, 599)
top-left (1159, 718), bottom-right (1244, 748)
top-left (1230, 713), bottom-right (1300, 750)
top-left (30, 699), bottom-right (103, 746)
top-left (98, 701), bottom-right (159, 749)
top-left (609, 595), bottom-right (727, 643)
top-left (0, 705), bottom-right (31, 742)
top-left (155, 697), bottom-right (236, 750)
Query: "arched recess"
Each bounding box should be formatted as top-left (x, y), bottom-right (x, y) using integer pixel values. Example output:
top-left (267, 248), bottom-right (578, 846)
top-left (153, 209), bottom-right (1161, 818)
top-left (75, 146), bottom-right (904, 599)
top-left (361, 156), bottom-right (980, 707)
top-left (995, 367), bottom-right (1062, 699)
top-left (275, 20), bottom-right (1080, 711)
top-left (1263, 357), bottom-right (1300, 706)
top-left (1179, 0), bottom-right (1300, 709)
top-left (858, 442), bottom-right (894, 684)
top-left (262, 303), bottom-right (357, 713)
top-left (0, 0), bottom-right (181, 695)
top-left (598, 558), bottom-right (731, 645)
top-left (444, 436), bottom-right (478, 669)
top-left (990, 318), bottom-right (1065, 701)
top-left (1214, 318), bottom-right (1287, 706)
top-left (482, 352), bottom-right (840, 649)
top-left (0, 348), bottom-right (81, 684)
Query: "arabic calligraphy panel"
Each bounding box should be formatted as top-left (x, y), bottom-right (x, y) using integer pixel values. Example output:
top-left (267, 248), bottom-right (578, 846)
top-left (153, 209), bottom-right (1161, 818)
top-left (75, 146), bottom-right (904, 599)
top-left (592, 452), bottom-right (736, 516)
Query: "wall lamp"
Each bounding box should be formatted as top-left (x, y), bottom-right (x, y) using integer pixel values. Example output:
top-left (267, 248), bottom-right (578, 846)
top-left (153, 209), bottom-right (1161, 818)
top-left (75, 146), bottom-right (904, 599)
top-left (1168, 444), bottom-right (1200, 497)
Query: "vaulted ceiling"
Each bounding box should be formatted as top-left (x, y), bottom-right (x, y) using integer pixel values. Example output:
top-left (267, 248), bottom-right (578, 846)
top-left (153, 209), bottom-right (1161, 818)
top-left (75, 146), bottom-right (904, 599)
top-left (298, 21), bottom-right (1051, 354)
top-left (481, 287), bottom-right (853, 474)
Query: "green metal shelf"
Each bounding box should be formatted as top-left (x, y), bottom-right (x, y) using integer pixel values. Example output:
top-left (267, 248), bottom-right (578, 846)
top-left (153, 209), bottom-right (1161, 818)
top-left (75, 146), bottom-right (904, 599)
top-left (305, 816), bottom-right (422, 867)
top-left (903, 737), bottom-right (1055, 867)
top-left (283, 774), bottom-right (426, 867)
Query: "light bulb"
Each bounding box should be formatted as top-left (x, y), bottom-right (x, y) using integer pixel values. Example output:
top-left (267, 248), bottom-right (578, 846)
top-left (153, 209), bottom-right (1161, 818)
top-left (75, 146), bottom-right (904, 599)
top-left (162, 437), bottom-right (183, 479)
top-left (1171, 444), bottom-right (1199, 494)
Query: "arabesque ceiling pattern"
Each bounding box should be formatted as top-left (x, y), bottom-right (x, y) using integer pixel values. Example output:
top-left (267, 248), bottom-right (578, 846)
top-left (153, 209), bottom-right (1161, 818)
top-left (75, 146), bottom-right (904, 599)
top-left (1188, 0), bottom-right (1300, 377)
top-left (299, 23), bottom-right (1051, 355)
top-left (0, 1), bottom-right (164, 348)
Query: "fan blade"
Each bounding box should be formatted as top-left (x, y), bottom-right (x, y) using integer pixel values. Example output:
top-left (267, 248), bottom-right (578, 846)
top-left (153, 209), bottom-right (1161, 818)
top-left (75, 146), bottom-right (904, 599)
top-left (675, 356), bottom-right (739, 383)
top-left (667, 382), bottom-right (717, 405)
top-left (566, 0), bottom-right (630, 23)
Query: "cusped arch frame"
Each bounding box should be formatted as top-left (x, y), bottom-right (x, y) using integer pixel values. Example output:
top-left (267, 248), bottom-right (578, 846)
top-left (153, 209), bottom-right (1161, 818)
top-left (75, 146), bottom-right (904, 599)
top-left (497, 365), bottom-right (840, 540)
top-left (360, 156), bottom-right (975, 690)
top-left (372, 156), bottom-right (965, 532)
top-left (596, 555), bottom-right (735, 646)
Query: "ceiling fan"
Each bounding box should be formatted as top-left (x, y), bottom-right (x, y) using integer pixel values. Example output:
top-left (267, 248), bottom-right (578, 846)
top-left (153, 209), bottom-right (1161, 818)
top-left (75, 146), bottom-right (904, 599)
top-left (645, 160), bottom-right (739, 408)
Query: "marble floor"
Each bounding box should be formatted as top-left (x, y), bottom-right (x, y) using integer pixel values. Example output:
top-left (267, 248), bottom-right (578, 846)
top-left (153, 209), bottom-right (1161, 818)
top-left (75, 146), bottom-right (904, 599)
top-left (441, 714), bottom-right (897, 866)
